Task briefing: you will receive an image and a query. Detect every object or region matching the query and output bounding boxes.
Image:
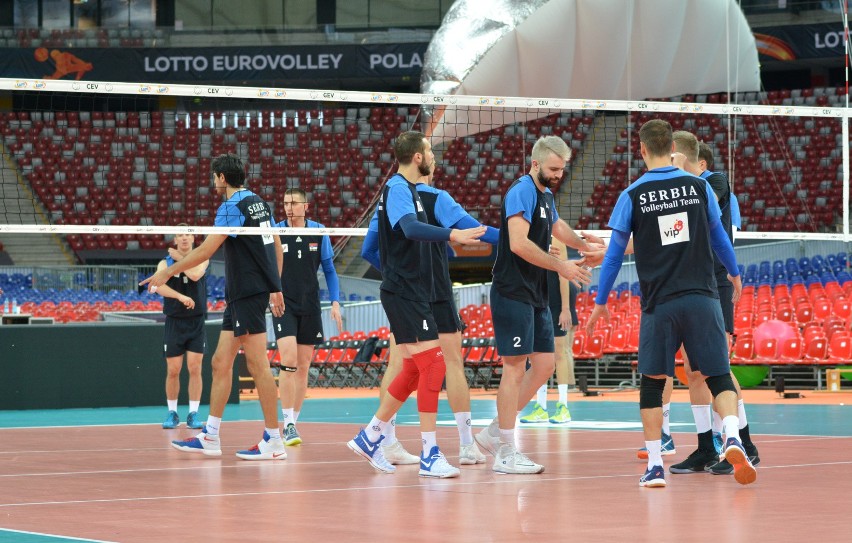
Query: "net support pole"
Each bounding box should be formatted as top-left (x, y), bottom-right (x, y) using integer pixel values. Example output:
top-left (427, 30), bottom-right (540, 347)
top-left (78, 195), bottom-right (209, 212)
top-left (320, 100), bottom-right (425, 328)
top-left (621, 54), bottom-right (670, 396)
top-left (844, 114), bottom-right (850, 242)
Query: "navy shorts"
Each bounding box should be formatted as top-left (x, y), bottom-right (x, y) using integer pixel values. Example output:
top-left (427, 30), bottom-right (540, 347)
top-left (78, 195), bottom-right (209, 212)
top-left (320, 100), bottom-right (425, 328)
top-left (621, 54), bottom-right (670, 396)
top-left (717, 282), bottom-right (734, 334)
top-left (431, 299), bottom-right (463, 334)
top-left (272, 310), bottom-right (324, 345)
top-left (491, 286), bottom-right (554, 357)
top-left (222, 292), bottom-right (270, 337)
top-left (163, 314), bottom-right (206, 357)
top-left (381, 290), bottom-right (439, 345)
top-left (638, 293), bottom-right (730, 378)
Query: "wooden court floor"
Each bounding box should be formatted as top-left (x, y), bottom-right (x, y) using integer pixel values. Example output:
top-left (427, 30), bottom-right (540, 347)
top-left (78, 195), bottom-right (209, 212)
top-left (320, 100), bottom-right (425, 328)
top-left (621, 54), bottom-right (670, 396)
top-left (1, 390), bottom-right (851, 543)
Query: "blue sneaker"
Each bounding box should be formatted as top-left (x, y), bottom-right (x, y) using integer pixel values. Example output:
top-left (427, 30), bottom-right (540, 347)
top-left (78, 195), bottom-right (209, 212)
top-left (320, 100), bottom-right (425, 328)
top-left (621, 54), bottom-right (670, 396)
top-left (235, 431), bottom-right (287, 461)
top-left (639, 465), bottom-right (666, 488)
top-left (171, 427), bottom-right (221, 457)
top-left (722, 437), bottom-right (757, 485)
top-left (419, 446), bottom-right (460, 478)
top-left (283, 423), bottom-right (302, 446)
top-left (712, 432), bottom-right (724, 456)
top-left (636, 432), bottom-right (676, 459)
top-left (162, 410), bottom-right (179, 429)
top-left (186, 411), bottom-right (204, 430)
top-left (347, 429), bottom-right (395, 473)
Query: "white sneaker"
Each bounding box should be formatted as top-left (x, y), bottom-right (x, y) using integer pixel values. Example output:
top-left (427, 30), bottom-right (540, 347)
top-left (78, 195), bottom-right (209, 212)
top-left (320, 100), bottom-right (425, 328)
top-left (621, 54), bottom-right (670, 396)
top-left (347, 429), bottom-right (396, 473)
top-left (474, 424), bottom-right (501, 456)
top-left (171, 428), bottom-right (221, 457)
top-left (419, 446), bottom-right (461, 478)
top-left (493, 443), bottom-right (544, 474)
top-left (459, 442), bottom-right (487, 465)
top-left (381, 440), bottom-right (420, 465)
top-left (235, 431), bottom-right (287, 461)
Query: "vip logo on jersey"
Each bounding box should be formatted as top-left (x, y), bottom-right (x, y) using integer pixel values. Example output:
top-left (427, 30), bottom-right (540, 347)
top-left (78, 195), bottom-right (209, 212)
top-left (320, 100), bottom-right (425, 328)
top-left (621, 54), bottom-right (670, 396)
top-left (309, 242), bottom-right (319, 251)
top-left (658, 212), bottom-right (690, 246)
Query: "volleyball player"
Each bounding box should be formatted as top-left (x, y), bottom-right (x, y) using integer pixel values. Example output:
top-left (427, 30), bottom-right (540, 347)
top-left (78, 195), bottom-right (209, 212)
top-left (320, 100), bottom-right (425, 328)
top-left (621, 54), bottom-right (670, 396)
top-left (361, 161), bottom-right (499, 466)
top-left (272, 187), bottom-right (343, 446)
top-left (154, 225), bottom-right (209, 430)
top-left (586, 120), bottom-right (756, 487)
top-left (142, 153), bottom-right (288, 461)
top-left (474, 136), bottom-right (605, 474)
top-left (347, 131), bottom-right (485, 478)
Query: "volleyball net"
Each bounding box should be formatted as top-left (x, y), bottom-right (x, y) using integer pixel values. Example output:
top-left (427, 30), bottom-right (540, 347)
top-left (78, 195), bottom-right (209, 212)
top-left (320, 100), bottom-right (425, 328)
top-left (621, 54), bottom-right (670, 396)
top-left (0, 77), bottom-right (848, 256)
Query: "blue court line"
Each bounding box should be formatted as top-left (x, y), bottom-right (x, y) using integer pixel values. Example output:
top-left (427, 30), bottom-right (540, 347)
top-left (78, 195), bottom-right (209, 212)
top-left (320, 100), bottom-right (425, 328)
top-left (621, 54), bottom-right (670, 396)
top-left (0, 398), bottom-right (850, 437)
top-left (0, 528), bottom-right (114, 543)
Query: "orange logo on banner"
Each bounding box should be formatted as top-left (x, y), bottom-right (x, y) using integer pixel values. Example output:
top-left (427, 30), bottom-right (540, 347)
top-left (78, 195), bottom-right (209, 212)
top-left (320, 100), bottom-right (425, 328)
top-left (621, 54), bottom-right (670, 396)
top-left (35, 48), bottom-right (94, 80)
top-left (449, 241), bottom-right (493, 259)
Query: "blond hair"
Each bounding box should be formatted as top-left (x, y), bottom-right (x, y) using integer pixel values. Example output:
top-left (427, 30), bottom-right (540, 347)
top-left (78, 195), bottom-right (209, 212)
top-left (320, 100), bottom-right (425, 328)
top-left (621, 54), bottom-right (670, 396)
top-left (531, 136), bottom-right (571, 165)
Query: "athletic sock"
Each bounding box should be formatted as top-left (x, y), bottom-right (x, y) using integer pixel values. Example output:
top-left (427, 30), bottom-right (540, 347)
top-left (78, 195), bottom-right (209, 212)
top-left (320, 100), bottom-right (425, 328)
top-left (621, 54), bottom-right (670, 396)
top-left (383, 414), bottom-right (398, 445)
top-left (662, 403), bottom-right (671, 434)
top-left (265, 427), bottom-right (281, 440)
top-left (365, 416), bottom-right (387, 442)
top-left (740, 424), bottom-right (754, 447)
top-left (189, 400), bottom-right (200, 413)
top-left (737, 399), bottom-right (748, 429)
top-left (499, 428), bottom-right (515, 445)
top-left (281, 408), bottom-right (294, 425)
top-left (722, 415), bottom-right (741, 443)
top-left (697, 429), bottom-right (714, 452)
top-left (293, 410), bottom-right (300, 422)
top-left (712, 409), bottom-right (723, 435)
top-left (205, 415), bottom-right (221, 436)
top-left (558, 383), bottom-right (568, 405)
top-left (646, 440), bottom-right (663, 470)
top-left (421, 431), bottom-right (437, 455)
top-left (455, 411), bottom-right (473, 446)
top-left (536, 384), bottom-right (548, 409)
top-left (167, 399), bottom-right (178, 412)
top-left (691, 404), bottom-right (712, 434)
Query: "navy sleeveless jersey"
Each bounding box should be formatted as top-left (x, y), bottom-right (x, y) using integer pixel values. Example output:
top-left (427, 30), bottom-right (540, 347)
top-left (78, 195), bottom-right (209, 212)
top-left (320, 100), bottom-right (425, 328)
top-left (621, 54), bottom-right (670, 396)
top-left (492, 175), bottom-right (558, 308)
top-left (162, 254), bottom-right (208, 318)
top-left (278, 219), bottom-right (333, 314)
top-left (214, 189), bottom-right (282, 302)
top-left (608, 166), bottom-right (722, 312)
top-left (377, 173), bottom-right (434, 301)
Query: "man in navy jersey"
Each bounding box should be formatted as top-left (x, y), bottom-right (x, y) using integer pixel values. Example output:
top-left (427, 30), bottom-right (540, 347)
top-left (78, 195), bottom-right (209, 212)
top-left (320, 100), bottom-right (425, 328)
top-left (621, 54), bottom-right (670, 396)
top-left (586, 120), bottom-right (756, 488)
top-left (273, 187), bottom-right (343, 447)
top-left (361, 162), bottom-right (498, 466)
top-left (142, 153), bottom-right (288, 461)
top-left (474, 135), bottom-right (605, 475)
top-left (347, 131), bottom-right (485, 478)
top-left (154, 225), bottom-right (209, 430)
top-left (681, 140), bottom-right (760, 475)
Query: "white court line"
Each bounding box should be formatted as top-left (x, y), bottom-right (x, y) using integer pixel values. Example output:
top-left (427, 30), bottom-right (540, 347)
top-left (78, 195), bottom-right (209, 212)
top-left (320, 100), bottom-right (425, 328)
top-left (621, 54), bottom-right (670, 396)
top-left (0, 527), bottom-right (115, 542)
top-left (3, 459), bottom-right (852, 509)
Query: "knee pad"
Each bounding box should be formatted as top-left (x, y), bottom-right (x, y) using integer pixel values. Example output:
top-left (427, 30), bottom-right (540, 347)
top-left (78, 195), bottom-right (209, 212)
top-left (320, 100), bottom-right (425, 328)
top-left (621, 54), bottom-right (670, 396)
top-left (639, 375), bottom-right (667, 409)
top-left (413, 346), bottom-right (446, 413)
top-left (387, 358), bottom-right (419, 402)
top-left (705, 373), bottom-right (737, 397)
